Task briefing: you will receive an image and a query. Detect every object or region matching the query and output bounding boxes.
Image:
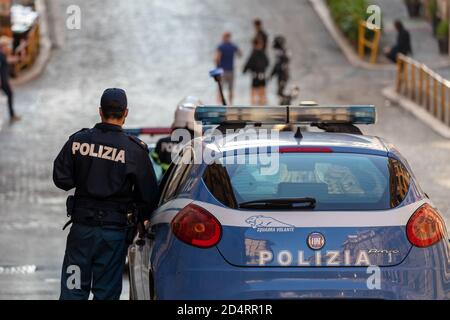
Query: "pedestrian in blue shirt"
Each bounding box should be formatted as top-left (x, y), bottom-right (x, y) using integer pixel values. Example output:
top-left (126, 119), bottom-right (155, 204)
top-left (215, 32), bottom-right (241, 104)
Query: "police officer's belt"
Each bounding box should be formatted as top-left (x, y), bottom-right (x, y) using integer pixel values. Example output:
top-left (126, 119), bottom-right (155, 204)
top-left (70, 197), bottom-right (129, 227)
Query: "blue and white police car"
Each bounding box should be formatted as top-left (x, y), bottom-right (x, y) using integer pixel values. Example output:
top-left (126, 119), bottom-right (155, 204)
top-left (128, 105), bottom-right (450, 300)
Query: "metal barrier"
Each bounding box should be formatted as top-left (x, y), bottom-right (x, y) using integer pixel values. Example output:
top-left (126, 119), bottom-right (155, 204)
top-left (396, 53), bottom-right (450, 127)
top-left (358, 20), bottom-right (381, 64)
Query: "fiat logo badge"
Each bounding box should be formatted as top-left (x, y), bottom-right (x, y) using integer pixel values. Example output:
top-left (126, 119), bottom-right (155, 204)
top-left (307, 232), bottom-right (325, 250)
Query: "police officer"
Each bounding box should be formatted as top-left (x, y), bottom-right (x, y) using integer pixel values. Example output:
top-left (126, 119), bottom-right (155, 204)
top-left (152, 96), bottom-right (201, 173)
top-left (53, 88), bottom-right (158, 300)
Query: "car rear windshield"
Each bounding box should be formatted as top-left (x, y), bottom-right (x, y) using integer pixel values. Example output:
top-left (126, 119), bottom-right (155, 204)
top-left (202, 153), bottom-right (411, 211)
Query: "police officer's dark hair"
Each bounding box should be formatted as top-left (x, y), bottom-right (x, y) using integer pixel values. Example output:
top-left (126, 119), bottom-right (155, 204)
top-left (101, 100), bottom-right (126, 120)
top-left (102, 110), bottom-right (125, 120)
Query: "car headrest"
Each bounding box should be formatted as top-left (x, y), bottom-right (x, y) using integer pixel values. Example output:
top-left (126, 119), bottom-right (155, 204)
top-left (277, 182), bottom-right (328, 198)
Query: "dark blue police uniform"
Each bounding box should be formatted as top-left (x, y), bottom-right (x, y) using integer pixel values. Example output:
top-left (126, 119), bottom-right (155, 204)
top-left (53, 89), bottom-right (158, 300)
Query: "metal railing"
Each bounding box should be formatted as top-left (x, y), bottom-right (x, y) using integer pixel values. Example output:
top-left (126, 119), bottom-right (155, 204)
top-left (396, 53), bottom-right (450, 127)
top-left (358, 20), bottom-right (381, 64)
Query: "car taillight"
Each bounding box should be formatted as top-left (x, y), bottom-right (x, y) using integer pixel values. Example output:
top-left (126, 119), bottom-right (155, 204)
top-left (406, 204), bottom-right (446, 248)
top-left (171, 204), bottom-right (222, 248)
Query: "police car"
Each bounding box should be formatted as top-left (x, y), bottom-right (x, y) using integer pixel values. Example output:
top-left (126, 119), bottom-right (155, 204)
top-left (128, 105), bottom-right (450, 300)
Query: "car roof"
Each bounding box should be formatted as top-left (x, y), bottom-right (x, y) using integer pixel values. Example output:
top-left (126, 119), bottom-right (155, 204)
top-left (201, 130), bottom-right (388, 156)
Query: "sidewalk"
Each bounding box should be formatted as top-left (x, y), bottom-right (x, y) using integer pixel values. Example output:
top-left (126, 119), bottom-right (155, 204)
top-left (373, 0), bottom-right (450, 68)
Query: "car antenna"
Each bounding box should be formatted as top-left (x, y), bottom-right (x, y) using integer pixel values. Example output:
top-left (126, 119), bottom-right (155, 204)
top-left (294, 126), bottom-right (303, 139)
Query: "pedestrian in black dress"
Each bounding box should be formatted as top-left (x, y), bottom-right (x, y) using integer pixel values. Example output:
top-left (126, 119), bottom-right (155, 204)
top-left (253, 19), bottom-right (268, 51)
top-left (243, 38), bottom-right (269, 105)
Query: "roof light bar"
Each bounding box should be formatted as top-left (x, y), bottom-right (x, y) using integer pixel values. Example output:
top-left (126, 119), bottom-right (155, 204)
top-left (194, 105), bottom-right (376, 125)
top-left (289, 105), bottom-right (376, 124)
top-left (194, 106), bottom-right (287, 125)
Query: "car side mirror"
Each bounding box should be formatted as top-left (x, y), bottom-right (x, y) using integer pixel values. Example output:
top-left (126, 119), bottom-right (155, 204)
top-left (135, 238), bottom-right (146, 247)
top-left (145, 224), bottom-right (155, 240)
top-left (147, 231), bottom-right (155, 240)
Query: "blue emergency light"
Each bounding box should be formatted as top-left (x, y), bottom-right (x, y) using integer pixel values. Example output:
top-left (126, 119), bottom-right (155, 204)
top-left (194, 105), bottom-right (376, 125)
top-left (209, 68), bottom-right (224, 78)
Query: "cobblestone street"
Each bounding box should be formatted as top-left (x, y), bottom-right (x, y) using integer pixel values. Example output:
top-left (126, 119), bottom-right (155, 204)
top-left (0, 0), bottom-right (449, 299)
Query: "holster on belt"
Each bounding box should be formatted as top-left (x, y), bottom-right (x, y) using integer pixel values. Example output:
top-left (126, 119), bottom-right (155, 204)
top-left (62, 196), bottom-right (75, 230)
top-left (125, 205), bottom-right (138, 245)
top-left (63, 196), bottom-right (129, 230)
top-left (66, 195), bottom-right (75, 217)
top-left (125, 204), bottom-right (147, 245)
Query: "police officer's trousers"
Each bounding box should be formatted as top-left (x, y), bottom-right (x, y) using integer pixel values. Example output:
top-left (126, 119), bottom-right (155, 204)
top-left (60, 223), bottom-right (128, 300)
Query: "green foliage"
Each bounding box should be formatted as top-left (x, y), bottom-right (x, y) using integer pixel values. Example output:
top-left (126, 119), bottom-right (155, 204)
top-left (326, 0), bottom-right (369, 42)
top-left (428, 0), bottom-right (437, 17)
top-left (436, 19), bottom-right (449, 40)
